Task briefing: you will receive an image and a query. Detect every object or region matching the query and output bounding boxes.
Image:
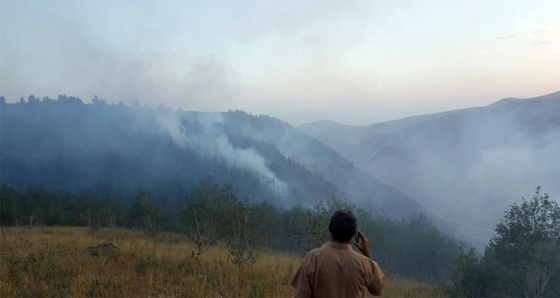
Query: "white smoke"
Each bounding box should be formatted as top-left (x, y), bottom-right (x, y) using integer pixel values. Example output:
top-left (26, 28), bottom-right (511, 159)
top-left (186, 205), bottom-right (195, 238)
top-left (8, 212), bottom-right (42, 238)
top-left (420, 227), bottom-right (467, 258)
top-left (155, 111), bottom-right (288, 196)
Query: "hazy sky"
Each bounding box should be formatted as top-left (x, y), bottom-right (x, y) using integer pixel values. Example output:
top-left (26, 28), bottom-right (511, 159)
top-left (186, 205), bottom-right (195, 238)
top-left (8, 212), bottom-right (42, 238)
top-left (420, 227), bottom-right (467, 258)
top-left (1, 0), bottom-right (559, 125)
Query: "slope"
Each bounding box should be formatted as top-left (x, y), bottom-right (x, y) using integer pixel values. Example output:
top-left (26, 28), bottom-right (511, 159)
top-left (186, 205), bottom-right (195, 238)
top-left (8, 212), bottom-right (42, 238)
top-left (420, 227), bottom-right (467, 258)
top-left (300, 91), bottom-right (560, 246)
top-left (0, 96), bottom-right (429, 220)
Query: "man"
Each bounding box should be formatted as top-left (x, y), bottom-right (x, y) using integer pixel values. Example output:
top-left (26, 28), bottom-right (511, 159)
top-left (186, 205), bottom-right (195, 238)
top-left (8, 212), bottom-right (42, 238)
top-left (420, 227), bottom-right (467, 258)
top-left (290, 210), bottom-right (384, 297)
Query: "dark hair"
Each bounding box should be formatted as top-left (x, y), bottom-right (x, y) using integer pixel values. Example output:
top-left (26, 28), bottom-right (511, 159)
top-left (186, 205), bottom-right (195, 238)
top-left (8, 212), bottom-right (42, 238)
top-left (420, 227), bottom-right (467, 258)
top-left (328, 210), bottom-right (357, 243)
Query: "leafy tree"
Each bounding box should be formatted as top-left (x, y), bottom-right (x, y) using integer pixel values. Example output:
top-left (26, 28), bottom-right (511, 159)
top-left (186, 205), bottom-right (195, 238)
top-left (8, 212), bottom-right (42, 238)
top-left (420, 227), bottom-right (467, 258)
top-left (452, 247), bottom-right (493, 297)
top-left (183, 181), bottom-right (260, 264)
top-left (127, 190), bottom-right (163, 234)
top-left (286, 198), bottom-right (357, 253)
top-left (91, 95), bottom-right (107, 106)
top-left (454, 187), bottom-right (560, 297)
top-left (99, 198), bottom-right (122, 227)
top-left (76, 194), bottom-right (101, 229)
top-left (27, 95), bottom-right (39, 104)
top-left (246, 201), bottom-right (285, 249)
top-left (486, 186), bottom-right (560, 297)
top-left (186, 205), bottom-right (215, 260)
top-left (183, 181), bottom-right (238, 241)
top-left (74, 194), bottom-right (120, 229)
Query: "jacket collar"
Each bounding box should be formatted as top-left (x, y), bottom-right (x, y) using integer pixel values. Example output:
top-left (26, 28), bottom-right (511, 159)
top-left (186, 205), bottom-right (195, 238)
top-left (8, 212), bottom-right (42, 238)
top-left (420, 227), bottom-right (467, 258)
top-left (323, 241), bottom-right (353, 251)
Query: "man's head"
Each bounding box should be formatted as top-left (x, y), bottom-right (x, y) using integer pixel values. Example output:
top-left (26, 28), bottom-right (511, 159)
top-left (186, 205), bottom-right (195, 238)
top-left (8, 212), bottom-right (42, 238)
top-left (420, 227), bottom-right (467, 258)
top-left (328, 210), bottom-right (357, 243)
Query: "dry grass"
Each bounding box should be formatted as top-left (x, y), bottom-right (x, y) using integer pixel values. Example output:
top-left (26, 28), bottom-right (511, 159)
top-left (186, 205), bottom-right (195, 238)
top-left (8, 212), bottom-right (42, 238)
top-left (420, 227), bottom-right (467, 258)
top-left (0, 227), bottom-right (448, 297)
top-left (382, 275), bottom-right (448, 297)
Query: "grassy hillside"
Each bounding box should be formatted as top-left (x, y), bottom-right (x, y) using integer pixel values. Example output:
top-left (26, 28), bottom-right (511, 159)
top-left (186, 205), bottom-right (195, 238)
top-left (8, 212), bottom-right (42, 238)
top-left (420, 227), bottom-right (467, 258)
top-left (0, 227), bottom-right (447, 297)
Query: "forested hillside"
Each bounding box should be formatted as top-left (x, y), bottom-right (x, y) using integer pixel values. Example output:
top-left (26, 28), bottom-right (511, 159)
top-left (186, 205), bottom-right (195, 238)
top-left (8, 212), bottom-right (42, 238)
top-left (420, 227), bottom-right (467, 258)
top-left (1, 95), bottom-right (428, 220)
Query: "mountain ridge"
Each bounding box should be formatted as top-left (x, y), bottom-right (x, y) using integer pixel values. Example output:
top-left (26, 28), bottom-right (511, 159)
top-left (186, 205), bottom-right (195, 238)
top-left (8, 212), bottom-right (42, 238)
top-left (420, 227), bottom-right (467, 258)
top-left (299, 91), bottom-right (560, 247)
top-left (0, 96), bottom-right (438, 224)
top-left (301, 90), bottom-right (560, 130)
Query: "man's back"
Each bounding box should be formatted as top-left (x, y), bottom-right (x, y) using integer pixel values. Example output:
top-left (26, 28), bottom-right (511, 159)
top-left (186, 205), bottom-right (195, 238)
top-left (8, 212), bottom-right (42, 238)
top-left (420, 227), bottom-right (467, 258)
top-left (290, 241), bottom-right (384, 297)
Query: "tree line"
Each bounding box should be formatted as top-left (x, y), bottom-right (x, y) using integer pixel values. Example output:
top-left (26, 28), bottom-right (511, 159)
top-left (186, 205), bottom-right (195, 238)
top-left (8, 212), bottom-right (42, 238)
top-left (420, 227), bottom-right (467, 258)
top-left (2, 182), bottom-right (558, 295)
top-left (0, 181), bottom-right (461, 283)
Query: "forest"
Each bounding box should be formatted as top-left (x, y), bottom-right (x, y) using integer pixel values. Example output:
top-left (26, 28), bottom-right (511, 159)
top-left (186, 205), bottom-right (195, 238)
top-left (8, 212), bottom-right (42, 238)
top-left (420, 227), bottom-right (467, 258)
top-left (0, 96), bottom-right (427, 220)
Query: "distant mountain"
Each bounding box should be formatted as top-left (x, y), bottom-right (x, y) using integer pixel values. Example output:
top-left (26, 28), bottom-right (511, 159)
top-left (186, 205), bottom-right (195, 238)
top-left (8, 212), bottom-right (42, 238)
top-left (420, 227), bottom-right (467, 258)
top-left (0, 95), bottom-right (432, 221)
top-left (300, 91), bottom-right (560, 247)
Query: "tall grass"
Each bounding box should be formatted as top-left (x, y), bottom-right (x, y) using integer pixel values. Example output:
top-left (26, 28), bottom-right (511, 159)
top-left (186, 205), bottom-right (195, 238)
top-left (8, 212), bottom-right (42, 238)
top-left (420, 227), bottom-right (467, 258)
top-left (0, 227), bottom-right (448, 297)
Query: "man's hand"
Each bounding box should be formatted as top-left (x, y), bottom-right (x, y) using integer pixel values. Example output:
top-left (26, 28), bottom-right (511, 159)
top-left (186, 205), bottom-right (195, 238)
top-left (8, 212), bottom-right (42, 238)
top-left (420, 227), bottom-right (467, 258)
top-left (354, 230), bottom-right (372, 259)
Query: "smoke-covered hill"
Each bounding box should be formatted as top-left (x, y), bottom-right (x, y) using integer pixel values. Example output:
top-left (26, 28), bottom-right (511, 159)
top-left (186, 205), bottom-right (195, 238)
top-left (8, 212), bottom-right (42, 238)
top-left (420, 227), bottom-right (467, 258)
top-left (300, 91), bottom-right (560, 247)
top-left (0, 95), bottom-right (430, 220)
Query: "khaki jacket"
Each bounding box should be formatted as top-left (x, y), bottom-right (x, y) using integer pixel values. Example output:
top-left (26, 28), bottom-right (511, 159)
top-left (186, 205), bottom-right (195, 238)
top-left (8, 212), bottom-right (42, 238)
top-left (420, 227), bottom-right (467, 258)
top-left (291, 241), bottom-right (384, 297)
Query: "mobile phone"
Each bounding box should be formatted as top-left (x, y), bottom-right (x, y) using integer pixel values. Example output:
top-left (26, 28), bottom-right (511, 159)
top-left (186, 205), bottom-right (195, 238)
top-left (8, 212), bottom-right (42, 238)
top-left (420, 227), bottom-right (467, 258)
top-left (355, 231), bottom-right (361, 243)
